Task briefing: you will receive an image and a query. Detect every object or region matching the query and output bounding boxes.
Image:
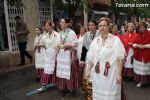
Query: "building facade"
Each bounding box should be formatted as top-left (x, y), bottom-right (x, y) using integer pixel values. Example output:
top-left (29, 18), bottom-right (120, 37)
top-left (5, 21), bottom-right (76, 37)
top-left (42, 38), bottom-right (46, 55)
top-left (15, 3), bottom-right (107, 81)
top-left (0, 0), bottom-right (54, 72)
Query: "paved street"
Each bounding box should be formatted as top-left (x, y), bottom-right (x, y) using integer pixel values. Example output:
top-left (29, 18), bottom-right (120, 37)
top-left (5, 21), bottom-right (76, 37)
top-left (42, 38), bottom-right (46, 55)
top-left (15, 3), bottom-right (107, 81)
top-left (0, 66), bottom-right (150, 100)
top-left (2, 81), bottom-right (150, 100)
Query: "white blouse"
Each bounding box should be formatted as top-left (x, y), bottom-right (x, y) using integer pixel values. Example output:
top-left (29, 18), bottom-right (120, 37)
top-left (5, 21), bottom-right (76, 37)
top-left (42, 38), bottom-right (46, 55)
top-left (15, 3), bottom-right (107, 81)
top-left (87, 33), bottom-right (125, 67)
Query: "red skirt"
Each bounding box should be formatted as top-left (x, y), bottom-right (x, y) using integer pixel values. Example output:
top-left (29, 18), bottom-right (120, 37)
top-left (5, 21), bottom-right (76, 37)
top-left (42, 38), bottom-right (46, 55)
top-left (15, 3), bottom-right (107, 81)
top-left (134, 74), bottom-right (150, 84)
top-left (35, 68), bottom-right (43, 77)
top-left (40, 49), bottom-right (57, 85)
top-left (55, 50), bottom-right (82, 90)
top-left (123, 68), bottom-right (134, 78)
top-left (40, 72), bottom-right (56, 85)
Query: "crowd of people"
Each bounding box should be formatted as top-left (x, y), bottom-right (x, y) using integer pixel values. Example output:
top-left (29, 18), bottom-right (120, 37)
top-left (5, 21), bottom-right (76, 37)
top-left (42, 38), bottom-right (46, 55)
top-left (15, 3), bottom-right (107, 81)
top-left (15, 15), bottom-right (150, 100)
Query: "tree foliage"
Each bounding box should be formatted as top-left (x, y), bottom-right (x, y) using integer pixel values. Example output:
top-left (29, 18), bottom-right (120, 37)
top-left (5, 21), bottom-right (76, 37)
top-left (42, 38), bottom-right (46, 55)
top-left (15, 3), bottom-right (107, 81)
top-left (54, 0), bottom-right (92, 19)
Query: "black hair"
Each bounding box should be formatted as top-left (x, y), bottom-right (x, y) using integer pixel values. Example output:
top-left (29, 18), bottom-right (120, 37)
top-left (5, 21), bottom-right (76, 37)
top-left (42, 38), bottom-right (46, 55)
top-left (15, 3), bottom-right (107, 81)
top-left (89, 20), bottom-right (98, 26)
top-left (63, 18), bottom-right (70, 23)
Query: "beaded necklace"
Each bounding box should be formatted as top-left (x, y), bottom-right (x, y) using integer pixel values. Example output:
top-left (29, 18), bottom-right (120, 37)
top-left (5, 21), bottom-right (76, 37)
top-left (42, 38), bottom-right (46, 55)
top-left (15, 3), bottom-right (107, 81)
top-left (60, 28), bottom-right (70, 44)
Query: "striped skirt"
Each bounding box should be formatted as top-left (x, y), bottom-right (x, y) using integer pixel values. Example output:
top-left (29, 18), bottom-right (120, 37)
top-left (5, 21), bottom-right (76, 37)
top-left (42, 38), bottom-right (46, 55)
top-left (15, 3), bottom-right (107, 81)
top-left (134, 74), bottom-right (150, 84)
top-left (133, 59), bottom-right (150, 84)
top-left (123, 68), bottom-right (134, 78)
top-left (55, 50), bottom-right (82, 90)
top-left (41, 63), bottom-right (57, 85)
top-left (41, 72), bottom-right (56, 85)
top-left (35, 68), bottom-right (43, 77)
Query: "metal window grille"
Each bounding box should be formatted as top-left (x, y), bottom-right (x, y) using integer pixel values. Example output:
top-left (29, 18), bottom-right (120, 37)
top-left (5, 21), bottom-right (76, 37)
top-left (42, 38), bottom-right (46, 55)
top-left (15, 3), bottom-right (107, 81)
top-left (37, 0), bottom-right (52, 27)
top-left (4, 0), bottom-right (24, 52)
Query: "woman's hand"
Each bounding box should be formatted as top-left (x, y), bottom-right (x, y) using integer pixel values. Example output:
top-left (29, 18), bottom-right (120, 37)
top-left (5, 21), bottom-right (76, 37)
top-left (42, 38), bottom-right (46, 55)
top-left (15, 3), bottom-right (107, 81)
top-left (133, 44), bottom-right (145, 49)
top-left (128, 42), bottom-right (133, 46)
top-left (79, 61), bottom-right (85, 68)
top-left (137, 45), bottom-right (145, 49)
top-left (64, 42), bottom-right (72, 48)
top-left (84, 71), bottom-right (90, 80)
top-left (58, 44), bottom-right (64, 49)
top-left (132, 44), bottom-right (137, 48)
top-left (116, 74), bottom-right (122, 84)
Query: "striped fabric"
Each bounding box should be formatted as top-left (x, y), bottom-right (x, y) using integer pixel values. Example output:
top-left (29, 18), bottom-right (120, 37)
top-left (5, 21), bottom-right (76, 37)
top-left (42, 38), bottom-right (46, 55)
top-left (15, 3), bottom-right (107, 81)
top-left (55, 50), bottom-right (81, 90)
top-left (41, 59), bottom-right (57, 85)
top-left (35, 68), bottom-right (43, 77)
top-left (43, 48), bottom-right (56, 75)
top-left (41, 72), bottom-right (56, 85)
top-left (133, 59), bottom-right (150, 84)
top-left (123, 68), bottom-right (134, 77)
top-left (56, 49), bottom-right (71, 80)
top-left (134, 74), bottom-right (150, 84)
top-left (41, 50), bottom-right (81, 90)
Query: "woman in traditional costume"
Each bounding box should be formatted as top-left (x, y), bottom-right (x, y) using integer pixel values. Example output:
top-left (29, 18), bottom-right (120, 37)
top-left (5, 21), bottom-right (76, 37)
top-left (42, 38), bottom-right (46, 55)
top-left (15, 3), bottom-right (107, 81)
top-left (38, 20), bottom-right (60, 91)
top-left (122, 23), bottom-right (138, 81)
top-left (77, 26), bottom-right (86, 61)
top-left (110, 24), bottom-right (125, 44)
top-left (55, 18), bottom-right (81, 95)
top-left (34, 27), bottom-right (45, 81)
top-left (132, 21), bottom-right (150, 87)
top-left (80, 20), bottom-right (99, 100)
top-left (84, 17), bottom-right (126, 100)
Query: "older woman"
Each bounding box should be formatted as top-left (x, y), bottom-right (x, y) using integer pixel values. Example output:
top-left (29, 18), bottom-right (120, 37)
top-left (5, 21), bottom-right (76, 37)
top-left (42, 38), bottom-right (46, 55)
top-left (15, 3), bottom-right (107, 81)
top-left (132, 21), bottom-right (150, 87)
top-left (122, 23), bottom-right (138, 81)
top-left (84, 17), bottom-right (126, 100)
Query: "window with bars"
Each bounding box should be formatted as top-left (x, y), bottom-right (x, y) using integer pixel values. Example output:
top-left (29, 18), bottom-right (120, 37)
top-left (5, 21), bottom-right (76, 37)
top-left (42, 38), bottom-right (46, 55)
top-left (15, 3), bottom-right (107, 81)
top-left (4, 0), bottom-right (24, 52)
top-left (0, 0), bottom-right (8, 51)
top-left (37, 0), bottom-right (52, 27)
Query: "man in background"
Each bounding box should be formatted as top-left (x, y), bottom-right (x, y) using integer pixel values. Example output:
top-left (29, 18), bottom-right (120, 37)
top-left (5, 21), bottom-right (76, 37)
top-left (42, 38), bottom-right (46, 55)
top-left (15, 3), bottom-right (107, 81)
top-left (15, 16), bottom-right (32, 65)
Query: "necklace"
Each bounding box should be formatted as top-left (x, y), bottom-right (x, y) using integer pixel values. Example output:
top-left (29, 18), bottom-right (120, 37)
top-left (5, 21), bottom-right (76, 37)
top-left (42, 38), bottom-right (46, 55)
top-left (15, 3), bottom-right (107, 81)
top-left (60, 28), bottom-right (70, 43)
top-left (90, 31), bottom-right (97, 40)
top-left (37, 34), bottom-right (42, 44)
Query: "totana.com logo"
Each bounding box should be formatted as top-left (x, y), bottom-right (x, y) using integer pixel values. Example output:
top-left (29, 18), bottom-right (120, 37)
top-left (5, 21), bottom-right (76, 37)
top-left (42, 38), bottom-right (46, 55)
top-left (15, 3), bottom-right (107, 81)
top-left (116, 3), bottom-right (149, 8)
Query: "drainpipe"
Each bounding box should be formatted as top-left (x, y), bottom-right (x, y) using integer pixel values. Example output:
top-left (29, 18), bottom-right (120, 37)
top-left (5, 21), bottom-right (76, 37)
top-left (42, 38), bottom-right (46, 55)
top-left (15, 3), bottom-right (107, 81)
top-left (50, 0), bottom-right (54, 21)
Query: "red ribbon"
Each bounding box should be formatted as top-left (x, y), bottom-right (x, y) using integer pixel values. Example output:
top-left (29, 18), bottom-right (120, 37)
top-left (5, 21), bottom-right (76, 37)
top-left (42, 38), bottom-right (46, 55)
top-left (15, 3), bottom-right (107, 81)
top-left (64, 48), bottom-right (68, 51)
top-left (104, 62), bottom-right (110, 76)
top-left (95, 61), bottom-right (100, 73)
